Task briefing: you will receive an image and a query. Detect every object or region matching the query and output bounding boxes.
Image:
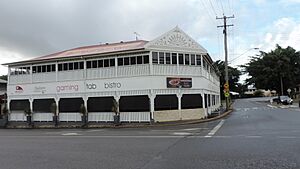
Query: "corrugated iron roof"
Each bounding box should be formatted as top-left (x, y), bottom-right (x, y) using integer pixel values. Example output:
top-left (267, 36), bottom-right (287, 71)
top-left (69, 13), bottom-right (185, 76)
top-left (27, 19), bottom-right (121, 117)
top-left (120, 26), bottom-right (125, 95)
top-left (32, 40), bottom-right (148, 61)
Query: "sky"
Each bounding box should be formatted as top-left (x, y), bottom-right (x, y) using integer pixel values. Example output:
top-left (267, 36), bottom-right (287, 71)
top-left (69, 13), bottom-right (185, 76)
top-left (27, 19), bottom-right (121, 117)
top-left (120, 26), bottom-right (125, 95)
top-left (0, 0), bottom-right (300, 83)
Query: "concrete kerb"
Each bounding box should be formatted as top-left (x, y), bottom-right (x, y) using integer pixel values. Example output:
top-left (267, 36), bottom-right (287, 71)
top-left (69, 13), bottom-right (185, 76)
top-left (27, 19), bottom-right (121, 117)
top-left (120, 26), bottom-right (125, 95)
top-left (5, 109), bottom-right (233, 129)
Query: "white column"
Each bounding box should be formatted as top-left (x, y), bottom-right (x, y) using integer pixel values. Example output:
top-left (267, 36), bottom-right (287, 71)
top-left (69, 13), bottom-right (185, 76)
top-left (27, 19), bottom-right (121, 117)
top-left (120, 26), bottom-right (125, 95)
top-left (201, 55), bottom-right (203, 77)
top-left (83, 96), bottom-right (88, 112)
top-left (55, 98), bottom-right (59, 117)
top-left (177, 93), bottom-right (182, 120)
top-left (29, 98), bottom-right (33, 112)
top-left (115, 57), bottom-right (118, 77)
top-left (55, 61), bottom-right (58, 82)
top-left (149, 94), bottom-right (155, 121)
top-left (149, 51), bottom-right (153, 75)
top-left (114, 95), bottom-right (120, 113)
top-left (201, 93), bottom-right (207, 117)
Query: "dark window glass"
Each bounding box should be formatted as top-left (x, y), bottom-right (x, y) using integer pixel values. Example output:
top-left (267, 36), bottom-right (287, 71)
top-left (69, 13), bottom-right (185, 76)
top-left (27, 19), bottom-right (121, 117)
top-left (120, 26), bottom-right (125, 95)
top-left (165, 53), bottom-right (171, 64)
top-left (79, 62), bottom-right (84, 69)
top-left (42, 65), bottom-right (46, 72)
top-left (118, 58), bottom-right (123, 66)
top-left (152, 52), bottom-right (158, 64)
top-left (179, 54), bottom-right (184, 65)
top-left (104, 59), bottom-right (109, 67)
top-left (52, 64), bottom-right (55, 71)
top-left (92, 60), bottom-right (97, 68)
top-left (159, 52), bottom-right (164, 64)
top-left (124, 57), bottom-right (129, 65)
top-left (185, 54), bottom-right (190, 65)
top-left (58, 64), bottom-right (62, 71)
top-left (63, 63), bottom-right (68, 70)
top-left (137, 56), bottom-right (142, 64)
top-left (87, 61), bottom-right (92, 69)
top-left (196, 55), bottom-right (201, 65)
top-left (130, 56), bottom-right (136, 65)
top-left (98, 60), bottom-right (103, 67)
top-left (143, 55), bottom-right (149, 64)
top-left (68, 62), bottom-right (73, 70)
top-left (74, 62), bottom-right (79, 70)
top-left (172, 53), bottom-right (177, 64)
top-left (46, 65), bottom-right (51, 72)
top-left (37, 66), bottom-right (42, 73)
top-left (110, 59), bottom-right (115, 66)
top-left (191, 54), bottom-right (195, 65)
top-left (32, 66), bottom-right (36, 73)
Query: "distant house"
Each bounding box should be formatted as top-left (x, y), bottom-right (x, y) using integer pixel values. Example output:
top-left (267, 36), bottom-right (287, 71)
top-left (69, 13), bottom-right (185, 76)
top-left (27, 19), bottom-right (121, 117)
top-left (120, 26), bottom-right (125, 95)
top-left (244, 85), bottom-right (276, 97)
top-left (0, 79), bottom-right (7, 102)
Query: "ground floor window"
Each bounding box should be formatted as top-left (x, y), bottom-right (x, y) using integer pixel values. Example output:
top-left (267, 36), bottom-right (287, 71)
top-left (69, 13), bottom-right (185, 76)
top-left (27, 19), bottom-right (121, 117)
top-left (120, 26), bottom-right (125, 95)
top-left (87, 97), bottom-right (114, 112)
top-left (181, 94), bottom-right (202, 109)
top-left (10, 100), bottom-right (30, 112)
top-left (33, 99), bottom-right (55, 113)
top-left (155, 95), bottom-right (178, 111)
top-left (59, 98), bottom-right (83, 112)
top-left (119, 95), bottom-right (149, 112)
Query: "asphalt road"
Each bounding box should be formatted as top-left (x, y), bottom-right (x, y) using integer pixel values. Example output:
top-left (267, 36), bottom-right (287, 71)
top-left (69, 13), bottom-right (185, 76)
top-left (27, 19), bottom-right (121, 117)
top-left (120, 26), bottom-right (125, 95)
top-left (1, 98), bottom-right (300, 169)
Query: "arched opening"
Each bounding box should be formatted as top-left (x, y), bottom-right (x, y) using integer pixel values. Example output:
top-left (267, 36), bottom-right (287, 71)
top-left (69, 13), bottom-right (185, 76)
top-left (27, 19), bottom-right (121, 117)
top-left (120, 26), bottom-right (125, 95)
top-left (155, 95), bottom-right (178, 111)
top-left (119, 95), bottom-right (149, 112)
top-left (59, 98), bottom-right (83, 113)
top-left (181, 94), bottom-right (202, 109)
top-left (33, 99), bottom-right (55, 113)
top-left (87, 97), bottom-right (114, 112)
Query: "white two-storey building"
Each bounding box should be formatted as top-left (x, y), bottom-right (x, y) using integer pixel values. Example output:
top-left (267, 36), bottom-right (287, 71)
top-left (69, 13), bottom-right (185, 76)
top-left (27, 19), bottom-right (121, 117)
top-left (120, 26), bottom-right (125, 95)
top-left (4, 27), bottom-right (220, 123)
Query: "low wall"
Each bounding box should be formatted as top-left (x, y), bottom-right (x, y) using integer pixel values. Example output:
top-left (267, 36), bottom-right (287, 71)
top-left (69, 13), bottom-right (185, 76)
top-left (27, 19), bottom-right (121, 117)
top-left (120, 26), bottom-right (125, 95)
top-left (154, 108), bottom-right (205, 122)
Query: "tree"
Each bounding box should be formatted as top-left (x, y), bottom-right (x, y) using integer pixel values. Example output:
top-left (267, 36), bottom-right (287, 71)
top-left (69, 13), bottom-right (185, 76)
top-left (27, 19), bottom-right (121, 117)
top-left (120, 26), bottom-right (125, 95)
top-left (0, 75), bottom-right (7, 81)
top-left (243, 45), bottom-right (300, 95)
top-left (213, 60), bottom-right (241, 99)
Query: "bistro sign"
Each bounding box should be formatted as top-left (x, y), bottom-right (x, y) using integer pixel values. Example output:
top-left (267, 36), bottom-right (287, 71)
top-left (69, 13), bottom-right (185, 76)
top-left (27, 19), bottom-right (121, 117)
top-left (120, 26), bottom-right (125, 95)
top-left (166, 77), bottom-right (192, 88)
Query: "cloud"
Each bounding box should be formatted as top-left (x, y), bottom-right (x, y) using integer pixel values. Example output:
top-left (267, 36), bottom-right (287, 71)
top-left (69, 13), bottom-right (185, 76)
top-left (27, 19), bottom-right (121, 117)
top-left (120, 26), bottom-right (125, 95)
top-left (0, 0), bottom-right (221, 75)
top-left (259, 17), bottom-right (300, 52)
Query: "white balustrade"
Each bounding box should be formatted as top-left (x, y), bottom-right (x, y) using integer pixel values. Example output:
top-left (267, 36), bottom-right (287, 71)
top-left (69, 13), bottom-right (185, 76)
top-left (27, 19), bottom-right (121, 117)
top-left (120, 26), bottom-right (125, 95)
top-left (88, 112), bottom-right (114, 122)
top-left (32, 112), bottom-right (53, 122)
top-left (120, 112), bottom-right (150, 122)
top-left (59, 112), bottom-right (82, 122)
top-left (9, 111), bottom-right (26, 121)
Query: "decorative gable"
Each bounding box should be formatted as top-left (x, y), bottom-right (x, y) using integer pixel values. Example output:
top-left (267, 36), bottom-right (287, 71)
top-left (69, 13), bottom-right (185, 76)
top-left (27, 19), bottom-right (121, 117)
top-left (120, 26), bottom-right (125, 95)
top-left (145, 26), bottom-right (207, 53)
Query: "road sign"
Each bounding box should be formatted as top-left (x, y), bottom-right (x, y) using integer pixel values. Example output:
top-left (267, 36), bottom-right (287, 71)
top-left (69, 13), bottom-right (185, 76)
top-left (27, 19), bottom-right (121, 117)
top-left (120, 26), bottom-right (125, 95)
top-left (287, 88), bottom-right (291, 93)
top-left (224, 83), bottom-right (229, 91)
top-left (224, 92), bottom-right (230, 97)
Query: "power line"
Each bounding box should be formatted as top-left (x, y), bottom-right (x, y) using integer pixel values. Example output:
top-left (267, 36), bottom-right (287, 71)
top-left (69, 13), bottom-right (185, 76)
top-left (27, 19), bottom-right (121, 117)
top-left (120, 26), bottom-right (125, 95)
top-left (208, 0), bottom-right (218, 16)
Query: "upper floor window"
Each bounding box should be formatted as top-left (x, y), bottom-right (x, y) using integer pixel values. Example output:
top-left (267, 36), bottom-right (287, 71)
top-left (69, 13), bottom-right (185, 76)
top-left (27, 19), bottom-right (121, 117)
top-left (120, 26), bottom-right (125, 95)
top-left (10, 66), bottom-right (31, 75)
top-left (196, 55), bottom-right (201, 65)
top-left (171, 53), bottom-right (177, 65)
top-left (58, 61), bottom-right (83, 71)
top-left (152, 52), bottom-right (158, 64)
top-left (118, 55), bottom-right (149, 66)
top-left (178, 54), bottom-right (184, 65)
top-left (86, 58), bottom-right (114, 69)
top-left (32, 64), bottom-right (55, 73)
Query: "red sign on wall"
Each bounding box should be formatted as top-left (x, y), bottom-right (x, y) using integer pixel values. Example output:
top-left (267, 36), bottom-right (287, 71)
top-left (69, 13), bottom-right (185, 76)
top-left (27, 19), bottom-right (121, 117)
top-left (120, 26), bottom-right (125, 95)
top-left (166, 77), bottom-right (192, 88)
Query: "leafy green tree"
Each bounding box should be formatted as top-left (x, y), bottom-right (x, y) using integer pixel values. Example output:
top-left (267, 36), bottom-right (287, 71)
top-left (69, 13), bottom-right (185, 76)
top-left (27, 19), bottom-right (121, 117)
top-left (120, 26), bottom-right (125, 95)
top-left (213, 60), bottom-right (241, 99)
top-left (0, 75), bottom-right (7, 81)
top-left (243, 45), bottom-right (300, 95)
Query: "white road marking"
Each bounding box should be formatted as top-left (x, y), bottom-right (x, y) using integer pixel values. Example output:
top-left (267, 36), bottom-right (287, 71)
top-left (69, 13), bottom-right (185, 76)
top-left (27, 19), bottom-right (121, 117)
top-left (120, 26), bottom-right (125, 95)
top-left (61, 133), bottom-right (81, 136)
top-left (173, 132), bottom-right (192, 136)
top-left (205, 120), bottom-right (225, 138)
top-left (245, 135), bottom-right (262, 138)
top-left (182, 128), bottom-right (208, 131)
top-left (278, 136), bottom-right (297, 139)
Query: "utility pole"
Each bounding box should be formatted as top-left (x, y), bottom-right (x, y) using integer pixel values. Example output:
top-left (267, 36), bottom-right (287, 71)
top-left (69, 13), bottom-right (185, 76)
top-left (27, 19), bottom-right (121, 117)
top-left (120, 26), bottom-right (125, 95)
top-left (217, 15), bottom-right (234, 111)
